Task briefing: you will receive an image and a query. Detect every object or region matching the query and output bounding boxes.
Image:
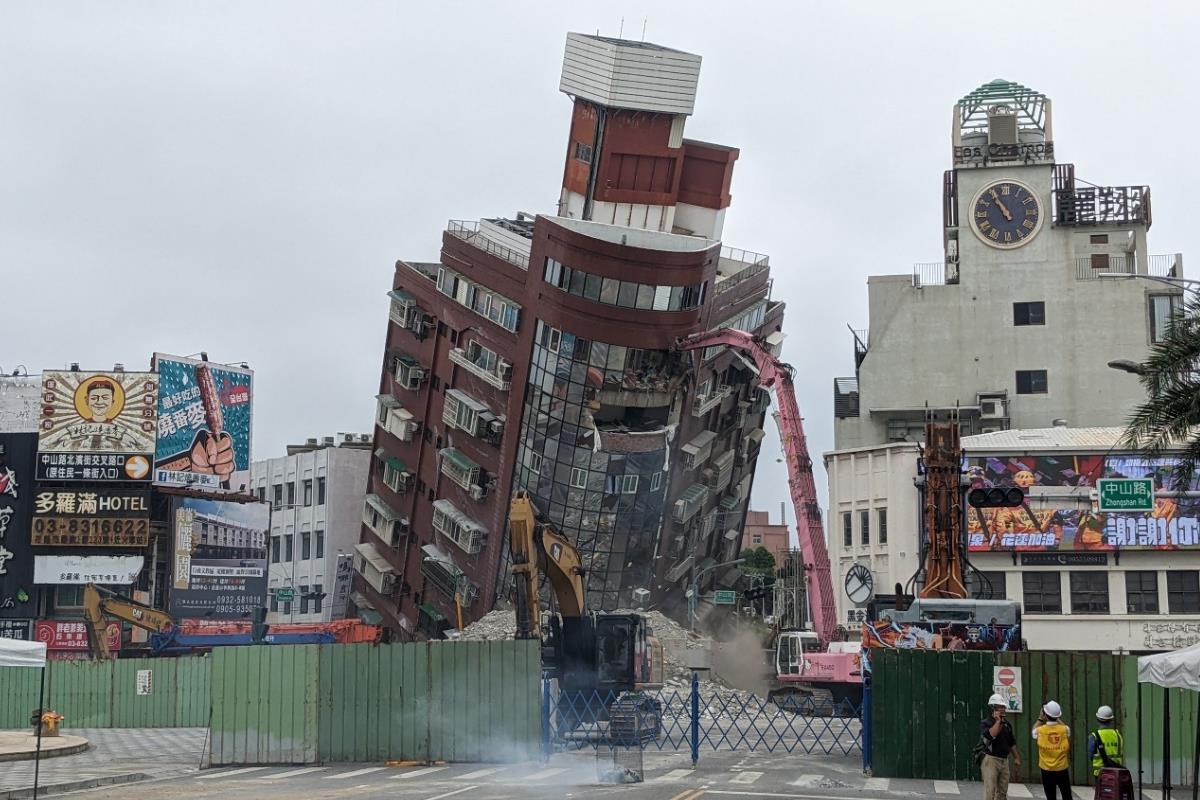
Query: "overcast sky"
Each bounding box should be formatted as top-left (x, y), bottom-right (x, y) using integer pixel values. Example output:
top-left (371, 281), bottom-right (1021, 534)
top-left (4, 2), bottom-right (1198, 539)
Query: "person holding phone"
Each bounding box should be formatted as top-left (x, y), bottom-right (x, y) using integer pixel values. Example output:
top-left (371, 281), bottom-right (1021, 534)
top-left (981, 693), bottom-right (1022, 800)
top-left (1033, 701), bottom-right (1072, 800)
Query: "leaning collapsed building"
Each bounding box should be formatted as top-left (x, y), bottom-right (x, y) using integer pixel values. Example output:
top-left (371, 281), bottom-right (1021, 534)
top-left (353, 33), bottom-right (785, 639)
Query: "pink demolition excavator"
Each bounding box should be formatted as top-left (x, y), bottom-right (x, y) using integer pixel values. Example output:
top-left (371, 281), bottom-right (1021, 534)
top-left (676, 329), bottom-right (862, 710)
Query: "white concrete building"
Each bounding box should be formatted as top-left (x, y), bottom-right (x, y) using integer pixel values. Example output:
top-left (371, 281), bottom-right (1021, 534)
top-left (834, 79), bottom-right (1183, 450)
top-left (826, 80), bottom-right (1193, 653)
top-left (829, 426), bottom-right (1200, 653)
top-left (249, 434), bottom-right (372, 623)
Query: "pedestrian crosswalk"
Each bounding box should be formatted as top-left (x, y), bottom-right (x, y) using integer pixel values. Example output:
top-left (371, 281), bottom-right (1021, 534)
top-left (187, 761), bottom-right (1105, 798)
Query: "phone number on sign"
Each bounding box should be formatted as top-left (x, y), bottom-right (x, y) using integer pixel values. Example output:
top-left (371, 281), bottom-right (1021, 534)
top-left (32, 517), bottom-right (150, 546)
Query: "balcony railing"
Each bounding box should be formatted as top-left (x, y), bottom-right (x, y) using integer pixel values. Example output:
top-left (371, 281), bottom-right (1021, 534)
top-left (1076, 255), bottom-right (1134, 280)
top-left (1149, 253), bottom-right (1183, 279)
top-left (400, 260), bottom-right (440, 282)
top-left (913, 261), bottom-right (958, 287)
top-left (447, 220), bottom-right (530, 270)
top-left (449, 347), bottom-right (512, 391)
top-left (715, 246), bottom-right (770, 294)
top-left (692, 384), bottom-right (733, 417)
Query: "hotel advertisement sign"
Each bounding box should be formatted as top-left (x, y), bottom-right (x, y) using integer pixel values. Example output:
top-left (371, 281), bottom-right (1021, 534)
top-left (31, 489), bottom-right (151, 547)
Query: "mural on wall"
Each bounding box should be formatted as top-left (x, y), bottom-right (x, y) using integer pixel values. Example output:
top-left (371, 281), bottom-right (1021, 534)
top-left (966, 453), bottom-right (1200, 551)
top-left (862, 619), bottom-right (1022, 651)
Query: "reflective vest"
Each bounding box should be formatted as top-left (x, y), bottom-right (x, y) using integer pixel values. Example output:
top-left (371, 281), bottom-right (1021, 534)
top-left (1037, 721), bottom-right (1071, 771)
top-left (1092, 728), bottom-right (1125, 776)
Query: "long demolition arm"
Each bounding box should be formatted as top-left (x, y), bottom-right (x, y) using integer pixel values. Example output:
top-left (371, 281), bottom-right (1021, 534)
top-left (676, 329), bottom-right (838, 647)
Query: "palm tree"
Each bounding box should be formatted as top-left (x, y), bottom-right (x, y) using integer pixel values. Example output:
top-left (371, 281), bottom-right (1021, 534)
top-left (1120, 291), bottom-right (1200, 491)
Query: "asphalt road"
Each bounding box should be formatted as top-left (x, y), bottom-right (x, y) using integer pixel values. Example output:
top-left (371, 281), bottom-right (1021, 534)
top-left (53, 749), bottom-right (1097, 800)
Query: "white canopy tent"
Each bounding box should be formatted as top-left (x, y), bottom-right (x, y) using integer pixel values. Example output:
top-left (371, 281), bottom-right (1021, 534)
top-left (0, 637), bottom-right (47, 668)
top-left (1139, 642), bottom-right (1200, 692)
top-left (0, 637), bottom-right (48, 798)
top-left (1139, 643), bottom-right (1200, 800)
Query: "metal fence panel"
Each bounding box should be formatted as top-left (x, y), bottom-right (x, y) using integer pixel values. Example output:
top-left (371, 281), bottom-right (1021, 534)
top-left (0, 666), bottom-right (40, 729)
top-left (210, 645), bottom-right (319, 765)
top-left (871, 649), bottom-right (1192, 787)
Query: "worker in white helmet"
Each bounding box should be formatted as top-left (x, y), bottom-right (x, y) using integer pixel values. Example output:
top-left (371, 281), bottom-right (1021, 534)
top-left (1033, 700), bottom-right (1072, 800)
top-left (1088, 705), bottom-right (1124, 777)
top-left (980, 692), bottom-right (1022, 800)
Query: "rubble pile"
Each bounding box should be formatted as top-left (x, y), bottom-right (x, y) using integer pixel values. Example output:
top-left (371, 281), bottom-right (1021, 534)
top-left (460, 607), bottom-right (726, 689)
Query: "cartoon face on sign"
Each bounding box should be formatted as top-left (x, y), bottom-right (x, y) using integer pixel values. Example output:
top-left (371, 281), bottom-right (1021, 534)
top-left (76, 378), bottom-right (124, 423)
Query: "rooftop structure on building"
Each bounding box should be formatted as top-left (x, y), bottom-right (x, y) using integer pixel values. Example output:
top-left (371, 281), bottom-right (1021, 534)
top-left (356, 33), bottom-right (784, 640)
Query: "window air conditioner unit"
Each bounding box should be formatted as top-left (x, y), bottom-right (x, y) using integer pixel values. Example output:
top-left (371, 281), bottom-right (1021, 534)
top-left (469, 484), bottom-right (488, 502)
top-left (488, 418), bottom-right (504, 437)
top-left (499, 361), bottom-right (513, 382)
top-left (380, 573), bottom-right (397, 594)
top-left (980, 398), bottom-right (1008, 420)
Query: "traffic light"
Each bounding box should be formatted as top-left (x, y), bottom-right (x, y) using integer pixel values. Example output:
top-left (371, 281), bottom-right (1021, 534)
top-left (967, 486), bottom-right (1026, 508)
top-left (251, 606), bottom-right (268, 643)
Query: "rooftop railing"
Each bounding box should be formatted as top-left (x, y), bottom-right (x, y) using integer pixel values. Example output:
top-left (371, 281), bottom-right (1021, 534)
top-left (446, 220), bottom-right (530, 270)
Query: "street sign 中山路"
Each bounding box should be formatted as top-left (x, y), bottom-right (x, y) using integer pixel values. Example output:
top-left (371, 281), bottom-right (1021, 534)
top-left (1097, 478), bottom-right (1155, 512)
top-left (714, 590), bottom-right (736, 605)
top-left (275, 587), bottom-right (295, 603)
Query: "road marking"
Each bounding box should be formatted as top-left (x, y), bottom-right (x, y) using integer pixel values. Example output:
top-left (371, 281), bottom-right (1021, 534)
top-left (392, 766), bottom-right (448, 779)
top-left (933, 780), bottom-right (960, 794)
top-left (456, 767), bottom-right (504, 780)
top-left (1009, 784), bottom-right (1033, 797)
top-left (266, 767), bottom-right (326, 780)
top-left (864, 778), bottom-right (890, 791)
top-left (656, 768), bottom-right (695, 782)
top-left (527, 767), bottom-right (568, 781)
top-left (423, 787), bottom-right (477, 800)
top-left (197, 767), bottom-right (269, 780)
top-left (790, 774), bottom-right (821, 787)
top-left (325, 766), bottom-right (387, 779)
top-left (670, 790), bottom-right (706, 800)
top-left (730, 771), bottom-right (762, 784)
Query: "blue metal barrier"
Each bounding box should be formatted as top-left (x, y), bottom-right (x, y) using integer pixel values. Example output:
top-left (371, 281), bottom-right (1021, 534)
top-left (540, 676), bottom-right (863, 762)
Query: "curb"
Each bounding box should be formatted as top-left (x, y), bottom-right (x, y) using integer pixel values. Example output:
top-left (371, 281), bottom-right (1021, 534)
top-left (0, 742), bottom-right (91, 764)
top-left (0, 772), bottom-right (150, 800)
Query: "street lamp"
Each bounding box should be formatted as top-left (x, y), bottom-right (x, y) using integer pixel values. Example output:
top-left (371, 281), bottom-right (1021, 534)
top-left (688, 557), bottom-right (745, 633)
top-left (1107, 359), bottom-right (1147, 376)
top-left (1095, 272), bottom-right (1200, 294)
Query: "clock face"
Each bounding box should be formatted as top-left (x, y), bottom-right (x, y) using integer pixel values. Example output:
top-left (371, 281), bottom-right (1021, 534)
top-left (971, 179), bottom-right (1043, 249)
top-left (845, 563), bottom-right (874, 605)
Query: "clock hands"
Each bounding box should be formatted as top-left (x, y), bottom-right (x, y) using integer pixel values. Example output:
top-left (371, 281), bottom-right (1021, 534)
top-left (989, 189), bottom-right (1014, 221)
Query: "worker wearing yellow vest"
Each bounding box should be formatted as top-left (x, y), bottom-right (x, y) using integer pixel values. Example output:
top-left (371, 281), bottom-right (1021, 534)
top-left (1033, 700), bottom-right (1072, 800)
top-left (1088, 705), bottom-right (1125, 776)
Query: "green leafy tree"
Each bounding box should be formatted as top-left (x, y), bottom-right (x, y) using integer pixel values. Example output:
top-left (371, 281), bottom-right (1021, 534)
top-left (1120, 293), bottom-right (1200, 490)
top-left (739, 546), bottom-right (776, 574)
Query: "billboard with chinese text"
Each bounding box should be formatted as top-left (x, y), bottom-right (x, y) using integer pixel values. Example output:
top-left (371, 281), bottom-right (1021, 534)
top-left (37, 372), bottom-right (157, 482)
top-left (963, 451), bottom-right (1200, 552)
top-left (170, 496), bottom-right (268, 620)
top-left (153, 355), bottom-right (253, 490)
top-left (31, 488), bottom-right (150, 547)
top-left (35, 620), bottom-right (121, 651)
top-left (0, 434), bottom-right (37, 619)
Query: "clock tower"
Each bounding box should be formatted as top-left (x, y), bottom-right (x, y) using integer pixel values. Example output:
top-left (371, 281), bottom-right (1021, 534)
top-left (944, 80), bottom-right (1057, 278)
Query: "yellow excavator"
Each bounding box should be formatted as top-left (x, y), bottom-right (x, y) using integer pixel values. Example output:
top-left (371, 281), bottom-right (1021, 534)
top-left (509, 492), bottom-right (662, 741)
top-left (83, 584), bottom-right (176, 661)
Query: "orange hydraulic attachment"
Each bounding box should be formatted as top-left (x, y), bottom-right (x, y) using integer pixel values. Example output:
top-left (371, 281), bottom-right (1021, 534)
top-left (918, 418), bottom-right (968, 599)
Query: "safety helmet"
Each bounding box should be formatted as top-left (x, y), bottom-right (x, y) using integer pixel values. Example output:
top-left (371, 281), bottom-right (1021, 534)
top-left (1043, 700), bottom-right (1063, 719)
top-left (1096, 705), bottom-right (1115, 722)
top-left (988, 693), bottom-right (1007, 707)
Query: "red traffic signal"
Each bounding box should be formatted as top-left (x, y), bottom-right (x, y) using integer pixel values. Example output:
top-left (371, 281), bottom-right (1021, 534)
top-left (967, 486), bottom-right (1026, 507)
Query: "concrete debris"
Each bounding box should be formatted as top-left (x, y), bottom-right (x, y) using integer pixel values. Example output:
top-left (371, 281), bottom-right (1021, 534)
top-left (459, 608), bottom-right (725, 688)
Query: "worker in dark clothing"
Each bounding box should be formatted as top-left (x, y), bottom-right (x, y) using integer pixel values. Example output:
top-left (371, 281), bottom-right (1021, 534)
top-left (981, 692), bottom-right (1023, 800)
